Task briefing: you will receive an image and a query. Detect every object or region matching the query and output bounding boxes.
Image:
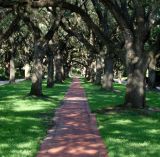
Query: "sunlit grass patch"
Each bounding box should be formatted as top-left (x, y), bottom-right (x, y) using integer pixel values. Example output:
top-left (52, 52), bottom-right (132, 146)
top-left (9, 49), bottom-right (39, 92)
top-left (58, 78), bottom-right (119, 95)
top-left (82, 79), bottom-right (160, 157)
top-left (97, 113), bottom-right (160, 157)
top-left (0, 79), bottom-right (71, 157)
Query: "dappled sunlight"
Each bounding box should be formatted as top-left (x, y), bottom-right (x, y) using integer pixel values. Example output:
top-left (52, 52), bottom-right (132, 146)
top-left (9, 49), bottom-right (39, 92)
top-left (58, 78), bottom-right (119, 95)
top-left (82, 80), bottom-right (125, 111)
top-left (0, 79), bottom-right (71, 157)
top-left (111, 119), bottom-right (133, 125)
top-left (97, 114), bottom-right (160, 157)
top-left (82, 79), bottom-right (160, 157)
top-left (37, 78), bottom-right (107, 157)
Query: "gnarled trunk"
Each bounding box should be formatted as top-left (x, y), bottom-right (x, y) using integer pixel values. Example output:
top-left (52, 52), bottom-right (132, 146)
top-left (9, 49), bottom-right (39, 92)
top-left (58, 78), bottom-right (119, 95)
top-left (30, 42), bottom-right (43, 96)
top-left (125, 63), bottom-right (146, 108)
top-left (124, 38), bottom-right (146, 108)
top-left (102, 56), bottom-right (113, 91)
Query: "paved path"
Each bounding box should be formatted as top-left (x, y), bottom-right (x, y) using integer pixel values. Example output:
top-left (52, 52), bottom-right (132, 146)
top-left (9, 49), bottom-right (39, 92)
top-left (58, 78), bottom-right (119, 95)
top-left (37, 78), bottom-right (108, 157)
top-left (0, 79), bottom-right (25, 86)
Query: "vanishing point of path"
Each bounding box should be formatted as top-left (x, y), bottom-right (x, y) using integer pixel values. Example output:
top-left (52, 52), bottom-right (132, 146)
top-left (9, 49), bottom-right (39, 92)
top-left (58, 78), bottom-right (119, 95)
top-left (37, 78), bottom-right (108, 157)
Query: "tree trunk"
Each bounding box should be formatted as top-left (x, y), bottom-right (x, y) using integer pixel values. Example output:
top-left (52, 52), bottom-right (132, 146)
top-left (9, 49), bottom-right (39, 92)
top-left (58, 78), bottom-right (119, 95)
top-left (125, 64), bottom-right (146, 108)
top-left (30, 42), bottom-right (43, 96)
top-left (102, 56), bottom-right (113, 91)
top-left (55, 51), bottom-right (63, 83)
top-left (24, 63), bottom-right (31, 80)
top-left (47, 54), bottom-right (54, 88)
top-left (95, 55), bottom-right (103, 85)
top-left (9, 54), bottom-right (15, 83)
top-left (64, 64), bottom-right (71, 79)
top-left (90, 61), bottom-right (96, 82)
top-left (124, 39), bottom-right (146, 108)
top-left (148, 69), bottom-right (156, 89)
top-left (85, 67), bottom-right (91, 80)
top-left (148, 52), bottom-right (157, 89)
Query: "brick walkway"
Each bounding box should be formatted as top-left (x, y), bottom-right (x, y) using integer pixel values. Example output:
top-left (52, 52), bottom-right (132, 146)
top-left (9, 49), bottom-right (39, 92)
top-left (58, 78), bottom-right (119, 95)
top-left (37, 78), bottom-right (108, 157)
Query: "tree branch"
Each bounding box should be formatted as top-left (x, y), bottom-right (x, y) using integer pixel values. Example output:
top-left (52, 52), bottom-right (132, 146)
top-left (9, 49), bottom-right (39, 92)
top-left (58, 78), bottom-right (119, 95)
top-left (0, 14), bottom-right (21, 45)
top-left (60, 2), bottom-right (107, 45)
top-left (60, 21), bottom-right (98, 53)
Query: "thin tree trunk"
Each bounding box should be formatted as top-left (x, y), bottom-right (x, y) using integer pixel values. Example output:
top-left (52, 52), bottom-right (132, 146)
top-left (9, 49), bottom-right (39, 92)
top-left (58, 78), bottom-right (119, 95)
top-left (30, 42), bottom-right (43, 96)
top-left (95, 55), bottom-right (103, 85)
top-left (9, 54), bottom-right (15, 83)
top-left (148, 69), bottom-right (156, 89)
top-left (47, 54), bottom-right (54, 88)
top-left (85, 67), bottom-right (91, 80)
top-left (90, 61), bottom-right (96, 82)
top-left (55, 51), bottom-right (63, 83)
top-left (148, 52), bottom-right (157, 89)
top-left (24, 63), bottom-right (31, 80)
top-left (64, 65), bottom-right (70, 79)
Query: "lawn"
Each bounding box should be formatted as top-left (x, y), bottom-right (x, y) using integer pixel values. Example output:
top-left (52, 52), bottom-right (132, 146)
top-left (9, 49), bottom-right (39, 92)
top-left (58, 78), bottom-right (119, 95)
top-left (0, 79), bottom-right (71, 157)
top-left (82, 80), bottom-right (160, 157)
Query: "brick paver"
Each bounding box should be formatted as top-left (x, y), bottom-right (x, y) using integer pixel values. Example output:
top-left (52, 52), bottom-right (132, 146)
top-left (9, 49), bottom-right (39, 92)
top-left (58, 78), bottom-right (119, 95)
top-left (37, 78), bottom-right (108, 157)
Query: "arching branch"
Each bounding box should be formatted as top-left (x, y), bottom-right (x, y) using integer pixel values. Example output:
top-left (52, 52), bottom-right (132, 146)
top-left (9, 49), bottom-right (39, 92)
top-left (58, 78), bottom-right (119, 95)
top-left (22, 15), bottom-right (42, 39)
top-left (71, 59), bottom-right (87, 68)
top-left (0, 14), bottom-right (21, 45)
top-left (60, 2), bottom-right (107, 45)
top-left (60, 21), bottom-right (98, 53)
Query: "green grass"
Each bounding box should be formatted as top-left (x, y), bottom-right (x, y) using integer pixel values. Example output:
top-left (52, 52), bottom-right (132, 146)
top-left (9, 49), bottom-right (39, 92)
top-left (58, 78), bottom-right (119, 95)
top-left (0, 79), bottom-right (71, 157)
top-left (82, 79), bottom-right (160, 157)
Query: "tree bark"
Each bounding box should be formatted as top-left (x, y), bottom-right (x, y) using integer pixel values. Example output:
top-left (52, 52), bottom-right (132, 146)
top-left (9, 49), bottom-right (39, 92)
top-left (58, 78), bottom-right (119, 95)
top-left (95, 55), bottom-right (103, 85)
top-left (63, 64), bottom-right (71, 79)
top-left (125, 64), bottom-right (146, 108)
top-left (148, 69), bottom-right (156, 89)
top-left (90, 61), bottom-right (96, 82)
top-left (124, 39), bottom-right (146, 108)
top-left (9, 54), bottom-right (15, 84)
top-left (148, 52), bottom-right (157, 89)
top-left (102, 55), bottom-right (113, 91)
top-left (47, 53), bottom-right (54, 88)
top-left (30, 42), bottom-right (43, 96)
top-left (24, 63), bottom-right (31, 80)
top-left (85, 66), bottom-right (91, 80)
top-left (55, 51), bottom-right (63, 83)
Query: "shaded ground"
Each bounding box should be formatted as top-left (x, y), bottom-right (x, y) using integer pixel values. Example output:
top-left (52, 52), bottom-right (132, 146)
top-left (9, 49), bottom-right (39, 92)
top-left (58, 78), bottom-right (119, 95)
top-left (0, 79), bottom-right (70, 157)
top-left (37, 78), bottom-right (108, 157)
top-left (82, 79), bottom-right (160, 157)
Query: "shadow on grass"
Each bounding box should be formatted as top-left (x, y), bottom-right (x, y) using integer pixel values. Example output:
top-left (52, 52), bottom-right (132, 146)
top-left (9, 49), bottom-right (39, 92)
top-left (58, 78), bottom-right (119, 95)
top-left (0, 79), bottom-right (71, 157)
top-left (98, 113), bottom-right (160, 157)
top-left (81, 79), bottom-right (125, 112)
top-left (81, 79), bottom-right (160, 157)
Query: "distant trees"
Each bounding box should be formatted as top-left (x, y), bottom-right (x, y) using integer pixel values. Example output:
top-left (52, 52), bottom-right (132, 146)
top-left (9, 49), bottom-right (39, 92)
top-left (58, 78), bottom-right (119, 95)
top-left (0, 0), bottom-right (160, 108)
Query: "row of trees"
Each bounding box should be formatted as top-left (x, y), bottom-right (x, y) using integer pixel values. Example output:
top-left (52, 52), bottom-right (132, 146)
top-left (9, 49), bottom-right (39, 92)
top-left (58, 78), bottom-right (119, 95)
top-left (0, 0), bottom-right (160, 109)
